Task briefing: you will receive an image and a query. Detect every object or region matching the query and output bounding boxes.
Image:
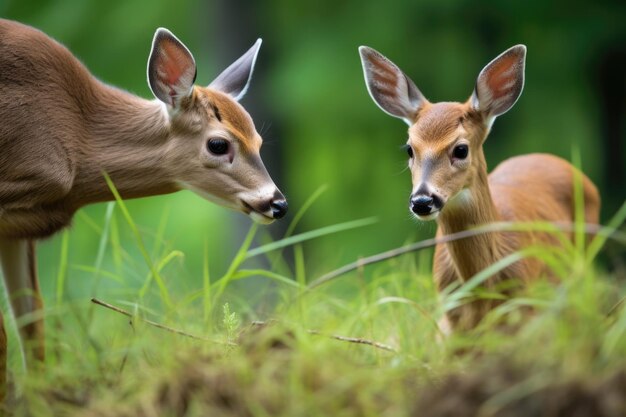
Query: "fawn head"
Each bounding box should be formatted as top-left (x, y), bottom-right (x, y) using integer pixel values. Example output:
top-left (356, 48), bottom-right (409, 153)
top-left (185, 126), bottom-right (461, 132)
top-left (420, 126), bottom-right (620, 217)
top-left (147, 29), bottom-right (287, 224)
top-left (359, 45), bottom-right (526, 220)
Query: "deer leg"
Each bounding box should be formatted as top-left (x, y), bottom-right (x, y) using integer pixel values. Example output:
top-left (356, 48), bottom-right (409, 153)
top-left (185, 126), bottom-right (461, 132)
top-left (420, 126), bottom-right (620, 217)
top-left (0, 238), bottom-right (45, 366)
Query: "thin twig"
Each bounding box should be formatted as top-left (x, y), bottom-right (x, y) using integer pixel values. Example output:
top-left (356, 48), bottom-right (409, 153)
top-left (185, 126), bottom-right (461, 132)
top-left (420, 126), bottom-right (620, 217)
top-left (93, 299), bottom-right (396, 353)
top-left (607, 296), bottom-right (626, 317)
top-left (309, 222), bottom-right (625, 289)
top-left (251, 321), bottom-right (397, 353)
top-left (311, 330), bottom-right (397, 352)
top-left (91, 298), bottom-right (235, 346)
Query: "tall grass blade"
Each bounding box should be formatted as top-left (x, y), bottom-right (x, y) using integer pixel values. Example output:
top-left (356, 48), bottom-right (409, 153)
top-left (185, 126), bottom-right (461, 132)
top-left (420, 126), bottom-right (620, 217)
top-left (246, 217), bottom-right (378, 259)
top-left (587, 200), bottom-right (626, 261)
top-left (55, 230), bottom-right (70, 305)
top-left (87, 202), bottom-right (116, 321)
top-left (203, 239), bottom-right (212, 324)
top-left (441, 250), bottom-right (527, 311)
top-left (110, 210), bottom-right (123, 271)
top-left (103, 172), bottom-right (173, 309)
top-left (151, 205), bottom-right (171, 259)
top-left (571, 147), bottom-right (586, 256)
top-left (76, 210), bottom-right (103, 235)
top-left (139, 250), bottom-right (184, 299)
top-left (231, 269), bottom-right (303, 288)
top-left (213, 223), bottom-right (259, 301)
top-left (72, 265), bottom-right (123, 283)
top-left (294, 244), bottom-right (306, 287)
top-left (284, 184), bottom-right (329, 238)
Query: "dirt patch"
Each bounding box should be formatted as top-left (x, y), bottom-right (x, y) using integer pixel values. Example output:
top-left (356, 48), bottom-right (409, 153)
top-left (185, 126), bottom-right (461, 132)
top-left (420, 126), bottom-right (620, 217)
top-left (415, 362), bottom-right (626, 417)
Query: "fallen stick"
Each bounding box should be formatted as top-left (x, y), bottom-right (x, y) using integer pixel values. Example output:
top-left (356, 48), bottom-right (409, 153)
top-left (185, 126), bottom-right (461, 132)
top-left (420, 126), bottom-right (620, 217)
top-left (251, 320), bottom-right (397, 353)
top-left (92, 298), bottom-right (397, 353)
top-left (91, 298), bottom-right (235, 345)
top-left (310, 330), bottom-right (397, 352)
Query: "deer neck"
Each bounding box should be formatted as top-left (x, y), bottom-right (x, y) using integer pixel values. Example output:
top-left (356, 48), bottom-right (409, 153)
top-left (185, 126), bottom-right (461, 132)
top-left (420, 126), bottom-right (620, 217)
top-left (437, 159), bottom-right (503, 281)
top-left (69, 84), bottom-right (178, 207)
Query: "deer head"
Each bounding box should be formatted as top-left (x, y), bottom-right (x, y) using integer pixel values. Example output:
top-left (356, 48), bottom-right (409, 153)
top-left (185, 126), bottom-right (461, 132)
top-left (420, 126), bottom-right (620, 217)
top-left (147, 29), bottom-right (287, 224)
top-left (359, 45), bottom-right (526, 220)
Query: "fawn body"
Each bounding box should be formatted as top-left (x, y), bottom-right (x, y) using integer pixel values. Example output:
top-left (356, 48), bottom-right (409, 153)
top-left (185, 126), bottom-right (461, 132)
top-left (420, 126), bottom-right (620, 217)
top-left (0, 19), bottom-right (287, 394)
top-left (359, 45), bottom-right (600, 331)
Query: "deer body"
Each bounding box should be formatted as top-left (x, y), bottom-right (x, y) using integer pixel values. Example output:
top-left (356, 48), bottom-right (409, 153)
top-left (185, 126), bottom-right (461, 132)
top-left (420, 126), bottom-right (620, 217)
top-left (360, 45), bottom-right (600, 331)
top-left (434, 152), bottom-right (599, 329)
top-left (0, 18), bottom-right (287, 395)
top-left (0, 75), bottom-right (173, 238)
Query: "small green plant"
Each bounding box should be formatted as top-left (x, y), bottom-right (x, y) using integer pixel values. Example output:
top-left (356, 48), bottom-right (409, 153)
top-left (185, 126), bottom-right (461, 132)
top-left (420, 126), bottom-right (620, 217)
top-left (222, 302), bottom-right (241, 344)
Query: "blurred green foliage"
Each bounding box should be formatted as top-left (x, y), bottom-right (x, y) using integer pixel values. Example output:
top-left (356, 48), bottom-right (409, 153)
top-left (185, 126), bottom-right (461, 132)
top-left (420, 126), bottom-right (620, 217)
top-left (1, 0), bottom-right (624, 298)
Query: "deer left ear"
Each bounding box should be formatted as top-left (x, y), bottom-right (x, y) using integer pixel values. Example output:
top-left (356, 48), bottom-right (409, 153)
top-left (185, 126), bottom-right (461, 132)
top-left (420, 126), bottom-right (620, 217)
top-left (209, 39), bottom-right (262, 101)
top-left (147, 28), bottom-right (197, 109)
top-left (471, 45), bottom-right (526, 121)
top-left (359, 46), bottom-right (426, 125)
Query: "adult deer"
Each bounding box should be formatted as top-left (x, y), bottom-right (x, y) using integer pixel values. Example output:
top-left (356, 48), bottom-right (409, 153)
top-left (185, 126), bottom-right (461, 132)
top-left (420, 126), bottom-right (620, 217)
top-left (0, 19), bottom-right (287, 394)
top-left (359, 45), bottom-right (600, 332)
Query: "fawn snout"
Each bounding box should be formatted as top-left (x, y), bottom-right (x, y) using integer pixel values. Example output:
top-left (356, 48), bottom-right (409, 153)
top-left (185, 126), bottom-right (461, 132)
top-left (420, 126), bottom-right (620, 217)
top-left (269, 195), bottom-right (289, 219)
top-left (409, 189), bottom-right (443, 220)
top-left (241, 188), bottom-right (288, 224)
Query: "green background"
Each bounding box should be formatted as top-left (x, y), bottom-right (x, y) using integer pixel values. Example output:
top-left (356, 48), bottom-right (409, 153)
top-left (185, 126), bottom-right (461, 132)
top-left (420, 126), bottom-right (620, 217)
top-left (1, 0), bottom-right (624, 300)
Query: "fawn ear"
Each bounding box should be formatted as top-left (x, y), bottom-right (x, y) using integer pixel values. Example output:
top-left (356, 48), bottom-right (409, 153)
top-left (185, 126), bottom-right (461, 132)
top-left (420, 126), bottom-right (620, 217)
top-left (359, 46), bottom-right (426, 125)
top-left (147, 28), bottom-right (197, 108)
top-left (209, 39), bottom-right (262, 101)
top-left (471, 45), bottom-right (526, 121)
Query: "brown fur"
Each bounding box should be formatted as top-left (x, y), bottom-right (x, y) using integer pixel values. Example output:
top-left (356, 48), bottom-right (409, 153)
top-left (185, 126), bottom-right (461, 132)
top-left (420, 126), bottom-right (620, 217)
top-left (410, 101), bottom-right (601, 330)
top-left (0, 19), bottom-right (282, 398)
top-left (413, 103), bottom-right (468, 146)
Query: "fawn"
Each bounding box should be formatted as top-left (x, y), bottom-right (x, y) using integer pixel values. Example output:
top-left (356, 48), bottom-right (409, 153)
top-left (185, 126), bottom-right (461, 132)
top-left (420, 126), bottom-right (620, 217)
top-left (359, 44), bottom-right (600, 332)
top-left (0, 19), bottom-right (287, 395)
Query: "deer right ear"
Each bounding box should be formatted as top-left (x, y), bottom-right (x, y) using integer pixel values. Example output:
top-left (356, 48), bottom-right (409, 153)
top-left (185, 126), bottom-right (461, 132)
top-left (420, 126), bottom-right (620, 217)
top-left (209, 39), bottom-right (262, 101)
top-left (359, 46), bottom-right (426, 125)
top-left (471, 45), bottom-right (526, 121)
top-left (147, 28), bottom-right (197, 109)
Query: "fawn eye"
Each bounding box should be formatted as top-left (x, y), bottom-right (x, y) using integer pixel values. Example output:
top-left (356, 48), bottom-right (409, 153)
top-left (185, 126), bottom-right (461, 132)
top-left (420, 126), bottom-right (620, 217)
top-left (452, 144), bottom-right (468, 160)
top-left (207, 138), bottom-right (229, 155)
top-left (403, 144), bottom-right (414, 158)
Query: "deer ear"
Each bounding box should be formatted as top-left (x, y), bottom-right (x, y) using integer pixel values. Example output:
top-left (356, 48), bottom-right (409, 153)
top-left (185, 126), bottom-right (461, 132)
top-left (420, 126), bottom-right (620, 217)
top-left (359, 46), bottom-right (426, 125)
top-left (209, 39), bottom-right (262, 101)
top-left (471, 45), bottom-right (526, 121)
top-left (147, 28), bottom-right (197, 108)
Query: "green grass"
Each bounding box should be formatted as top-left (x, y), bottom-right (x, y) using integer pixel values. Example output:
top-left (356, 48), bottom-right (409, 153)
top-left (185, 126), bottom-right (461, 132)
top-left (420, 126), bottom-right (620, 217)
top-left (3, 191), bottom-right (626, 416)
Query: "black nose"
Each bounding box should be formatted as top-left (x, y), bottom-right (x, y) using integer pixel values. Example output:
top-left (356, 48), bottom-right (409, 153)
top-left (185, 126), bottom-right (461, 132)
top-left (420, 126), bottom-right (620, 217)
top-left (270, 199), bottom-right (288, 219)
top-left (410, 195), bottom-right (434, 215)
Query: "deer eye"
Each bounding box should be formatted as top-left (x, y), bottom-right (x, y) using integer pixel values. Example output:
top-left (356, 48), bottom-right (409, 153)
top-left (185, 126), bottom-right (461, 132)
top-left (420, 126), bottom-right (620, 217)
top-left (207, 138), bottom-right (229, 155)
top-left (403, 144), bottom-right (414, 158)
top-left (452, 144), bottom-right (468, 160)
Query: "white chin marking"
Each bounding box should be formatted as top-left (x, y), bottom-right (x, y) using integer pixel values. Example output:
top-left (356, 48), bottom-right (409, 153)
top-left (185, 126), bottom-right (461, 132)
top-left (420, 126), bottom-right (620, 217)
top-left (249, 211), bottom-right (275, 225)
top-left (238, 184), bottom-right (278, 204)
top-left (413, 211), bottom-right (439, 221)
